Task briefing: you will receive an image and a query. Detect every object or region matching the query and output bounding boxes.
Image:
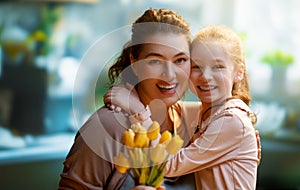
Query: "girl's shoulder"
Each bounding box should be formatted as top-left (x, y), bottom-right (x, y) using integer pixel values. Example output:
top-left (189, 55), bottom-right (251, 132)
top-left (209, 99), bottom-right (253, 126)
top-left (221, 99), bottom-right (254, 126)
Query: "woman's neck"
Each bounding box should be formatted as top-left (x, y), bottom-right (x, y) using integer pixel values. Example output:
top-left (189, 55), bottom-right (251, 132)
top-left (147, 101), bottom-right (173, 133)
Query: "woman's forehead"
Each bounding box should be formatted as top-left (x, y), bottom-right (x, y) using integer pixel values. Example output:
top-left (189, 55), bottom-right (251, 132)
top-left (138, 33), bottom-right (190, 55)
top-left (143, 33), bottom-right (189, 48)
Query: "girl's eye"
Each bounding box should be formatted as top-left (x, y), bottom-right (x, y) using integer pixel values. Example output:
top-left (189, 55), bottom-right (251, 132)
top-left (213, 64), bottom-right (225, 69)
top-left (191, 64), bottom-right (202, 70)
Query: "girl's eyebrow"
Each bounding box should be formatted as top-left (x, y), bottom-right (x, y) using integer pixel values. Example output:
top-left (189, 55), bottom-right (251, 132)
top-left (191, 58), bottom-right (202, 63)
top-left (214, 58), bottom-right (226, 63)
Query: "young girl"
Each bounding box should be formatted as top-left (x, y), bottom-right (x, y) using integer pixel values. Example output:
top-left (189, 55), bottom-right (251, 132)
top-left (106, 25), bottom-right (259, 189)
top-left (163, 25), bottom-right (258, 189)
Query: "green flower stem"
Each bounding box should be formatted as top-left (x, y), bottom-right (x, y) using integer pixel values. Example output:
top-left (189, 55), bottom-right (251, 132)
top-left (147, 164), bottom-right (158, 185)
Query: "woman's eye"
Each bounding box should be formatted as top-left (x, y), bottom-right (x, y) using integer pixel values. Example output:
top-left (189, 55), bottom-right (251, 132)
top-left (175, 58), bottom-right (187, 64)
top-left (148, 59), bottom-right (162, 65)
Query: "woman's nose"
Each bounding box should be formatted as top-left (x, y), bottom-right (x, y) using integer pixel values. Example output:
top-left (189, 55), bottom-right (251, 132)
top-left (161, 62), bottom-right (175, 79)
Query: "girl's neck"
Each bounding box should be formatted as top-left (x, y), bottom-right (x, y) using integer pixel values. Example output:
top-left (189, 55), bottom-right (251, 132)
top-left (201, 98), bottom-right (229, 121)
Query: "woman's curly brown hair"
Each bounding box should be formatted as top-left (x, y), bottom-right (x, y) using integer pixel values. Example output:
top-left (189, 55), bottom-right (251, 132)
top-left (108, 8), bottom-right (191, 85)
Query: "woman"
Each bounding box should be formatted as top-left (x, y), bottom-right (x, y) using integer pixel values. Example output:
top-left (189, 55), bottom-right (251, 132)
top-left (58, 8), bottom-right (197, 190)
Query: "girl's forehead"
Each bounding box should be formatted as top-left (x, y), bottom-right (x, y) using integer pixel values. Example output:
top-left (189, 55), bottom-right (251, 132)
top-left (191, 41), bottom-right (227, 56)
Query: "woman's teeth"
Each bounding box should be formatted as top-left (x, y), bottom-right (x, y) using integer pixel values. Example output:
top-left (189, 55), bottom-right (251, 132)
top-left (157, 84), bottom-right (177, 90)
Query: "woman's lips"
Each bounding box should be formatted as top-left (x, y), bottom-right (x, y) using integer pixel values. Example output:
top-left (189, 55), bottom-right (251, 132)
top-left (156, 83), bottom-right (178, 94)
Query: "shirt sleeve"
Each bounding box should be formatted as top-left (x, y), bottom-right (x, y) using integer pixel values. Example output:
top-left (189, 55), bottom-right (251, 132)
top-left (58, 107), bottom-right (127, 189)
top-left (164, 113), bottom-right (245, 177)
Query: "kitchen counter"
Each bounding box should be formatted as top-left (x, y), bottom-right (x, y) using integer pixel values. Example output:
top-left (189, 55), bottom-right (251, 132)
top-left (0, 132), bottom-right (75, 165)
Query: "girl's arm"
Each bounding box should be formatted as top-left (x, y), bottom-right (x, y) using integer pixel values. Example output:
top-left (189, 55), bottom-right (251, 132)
top-left (164, 113), bottom-right (258, 176)
top-left (103, 83), bottom-right (145, 115)
top-left (103, 84), bottom-right (154, 130)
top-left (103, 88), bottom-right (261, 164)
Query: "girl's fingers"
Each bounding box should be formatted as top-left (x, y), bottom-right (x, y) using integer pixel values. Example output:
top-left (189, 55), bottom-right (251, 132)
top-left (125, 82), bottom-right (134, 90)
top-left (115, 106), bottom-right (122, 113)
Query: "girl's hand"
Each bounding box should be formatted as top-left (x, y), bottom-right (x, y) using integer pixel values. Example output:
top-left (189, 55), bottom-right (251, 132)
top-left (130, 185), bottom-right (166, 190)
top-left (255, 129), bottom-right (262, 165)
top-left (103, 83), bottom-right (145, 115)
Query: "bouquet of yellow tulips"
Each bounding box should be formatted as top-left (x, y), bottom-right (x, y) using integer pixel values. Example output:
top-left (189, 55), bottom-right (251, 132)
top-left (113, 121), bottom-right (184, 188)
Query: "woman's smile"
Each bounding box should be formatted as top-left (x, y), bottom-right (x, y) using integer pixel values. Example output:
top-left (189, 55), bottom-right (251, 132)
top-left (156, 82), bottom-right (178, 95)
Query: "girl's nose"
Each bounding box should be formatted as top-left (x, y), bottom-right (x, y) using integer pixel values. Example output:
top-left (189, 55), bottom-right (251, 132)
top-left (200, 67), bottom-right (212, 81)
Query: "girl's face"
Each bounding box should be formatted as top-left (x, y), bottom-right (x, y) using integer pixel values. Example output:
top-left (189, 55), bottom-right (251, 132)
top-left (131, 33), bottom-right (190, 107)
top-left (190, 40), bottom-right (242, 106)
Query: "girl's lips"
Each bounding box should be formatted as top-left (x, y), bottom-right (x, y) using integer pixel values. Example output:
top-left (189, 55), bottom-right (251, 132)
top-left (198, 85), bottom-right (217, 91)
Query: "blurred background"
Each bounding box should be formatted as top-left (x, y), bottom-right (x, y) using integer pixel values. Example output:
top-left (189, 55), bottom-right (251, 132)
top-left (0, 0), bottom-right (299, 189)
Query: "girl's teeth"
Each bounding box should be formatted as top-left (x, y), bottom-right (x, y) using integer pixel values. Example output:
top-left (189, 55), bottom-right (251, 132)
top-left (200, 86), bottom-right (215, 90)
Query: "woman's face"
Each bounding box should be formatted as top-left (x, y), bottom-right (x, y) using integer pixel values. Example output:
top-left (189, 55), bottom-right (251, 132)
top-left (190, 40), bottom-right (239, 106)
top-left (131, 33), bottom-right (190, 107)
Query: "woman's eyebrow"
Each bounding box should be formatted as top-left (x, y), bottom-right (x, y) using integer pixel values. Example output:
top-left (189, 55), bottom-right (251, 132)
top-left (144, 52), bottom-right (164, 58)
top-left (174, 52), bottom-right (189, 57)
top-left (144, 51), bottom-right (189, 59)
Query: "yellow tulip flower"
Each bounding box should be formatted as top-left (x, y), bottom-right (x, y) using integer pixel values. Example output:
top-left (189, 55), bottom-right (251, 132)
top-left (114, 152), bottom-right (130, 174)
top-left (166, 135), bottom-right (184, 155)
top-left (150, 144), bottom-right (166, 163)
top-left (131, 122), bottom-right (143, 132)
top-left (147, 121), bottom-right (160, 140)
top-left (123, 129), bottom-right (135, 148)
top-left (134, 125), bottom-right (149, 148)
top-left (159, 130), bottom-right (172, 145)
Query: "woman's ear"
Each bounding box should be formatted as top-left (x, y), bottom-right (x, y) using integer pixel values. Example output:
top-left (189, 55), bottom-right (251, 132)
top-left (130, 54), bottom-right (138, 76)
top-left (234, 65), bottom-right (244, 82)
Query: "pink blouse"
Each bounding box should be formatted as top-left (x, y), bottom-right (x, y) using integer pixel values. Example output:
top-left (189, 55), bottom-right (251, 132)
top-left (165, 99), bottom-right (259, 190)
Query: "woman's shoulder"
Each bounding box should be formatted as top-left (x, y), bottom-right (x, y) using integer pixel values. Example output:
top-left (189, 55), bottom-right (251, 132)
top-left (77, 106), bottom-right (130, 140)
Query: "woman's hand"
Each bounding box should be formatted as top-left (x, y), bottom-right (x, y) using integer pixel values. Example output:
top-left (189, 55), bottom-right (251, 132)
top-left (130, 185), bottom-right (165, 190)
top-left (103, 83), bottom-right (145, 115)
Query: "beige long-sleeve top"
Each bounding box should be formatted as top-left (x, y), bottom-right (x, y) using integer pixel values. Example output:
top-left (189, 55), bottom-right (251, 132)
top-left (165, 99), bottom-right (259, 190)
top-left (58, 102), bottom-right (198, 190)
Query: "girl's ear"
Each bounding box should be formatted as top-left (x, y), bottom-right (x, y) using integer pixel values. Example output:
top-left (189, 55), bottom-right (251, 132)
top-left (234, 65), bottom-right (244, 82)
top-left (130, 54), bottom-right (138, 76)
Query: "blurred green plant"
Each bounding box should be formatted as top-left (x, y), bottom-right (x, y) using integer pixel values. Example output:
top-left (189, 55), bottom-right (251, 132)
top-left (238, 31), bottom-right (252, 59)
top-left (0, 22), bottom-right (3, 43)
top-left (26, 5), bottom-right (64, 56)
top-left (261, 49), bottom-right (294, 67)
